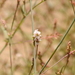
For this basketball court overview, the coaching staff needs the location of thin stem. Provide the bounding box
[29,0,36,74]
[29,58,34,75]
[23,0,27,16]
[11,17,24,37]
[12,0,46,38]
[9,39,13,75]
[0,25,9,54]
[39,18,75,75]
[0,0,46,55]
[34,46,37,74]
[34,43,38,74]
[29,0,35,34]
[0,42,8,54]
[42,50,75,75]
[11,0,20,31]
[26,0,46,17]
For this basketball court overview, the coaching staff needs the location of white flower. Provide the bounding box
[33,29,41,42]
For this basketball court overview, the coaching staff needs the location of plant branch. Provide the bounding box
[11,0,20,31]
[0,0,46,56]
[42,50,75,75]
[9,39,13,75]
[39,18,75,75]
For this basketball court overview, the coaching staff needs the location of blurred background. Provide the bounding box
[0,0,75,75]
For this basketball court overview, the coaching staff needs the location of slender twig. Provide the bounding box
[11,0,20,31]
[0,0,46,55]
[41,50,75,75]
[29,0,35,34]
[26,0,46,16]
[61,41,71,74]
[23,0,27,16]
[39,18,75,75]
[0,42,8,54]
[38,52,44,67]
[29,58,34,75]
[29,0,36,74]
[0,25,9,54]
[12,0,46,37]
[9,38,13,75]
[11,17,25,37]
[12,0,46,38]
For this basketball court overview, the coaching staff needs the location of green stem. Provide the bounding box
[39,18,75,75]
[42,50,75,74]
[0,0,46,56]
[9,38,13,75]
[11,17,25,37]
[12,0,46,38]
[0,42,8,54]
[0,26,9,54]
[29,0,36,74]
[11,0,20,31]
[29,0,34,34]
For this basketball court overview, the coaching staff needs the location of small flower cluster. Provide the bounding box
[33,29,41,45]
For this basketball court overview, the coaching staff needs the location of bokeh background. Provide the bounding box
[0,0,75,75]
